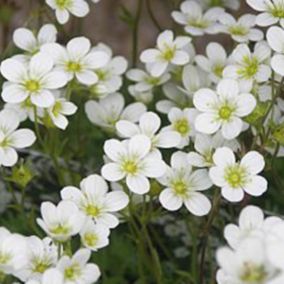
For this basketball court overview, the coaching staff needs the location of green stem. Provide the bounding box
[132,0,143,67]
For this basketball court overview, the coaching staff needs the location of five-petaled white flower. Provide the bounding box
[172,1,225,36]
[56,249,100,284]
[220,13,263,43]
[13,24,57,56]
[223,42,271,92]
[1,53,68,107]
[45,0,90,24]
[116,111,181,153]
[0,110,36,167]
[209,147,267,202]
[37,201,86,242]
[102,135,167,195]
[195,42,229,83]
[247,0,284,28]
[194,79,256,139]
[163,107,198,148]
[61,174,129,229]
[158,151,212,216]
[41,37,110,86]
[140,30,191,77]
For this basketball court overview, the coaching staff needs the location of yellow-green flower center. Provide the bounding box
[122,160,138,175]
[146,76,161,85]
[238,56,259,79]
[64,263,81,280]
[50,224,70,235]
[56,0,71,9]
[83,233,98,247]
[66,61,82,72]
[218,105,234,120]
[240,263,267,283]
[85,204,101,217]
[32,259,52,274]
[269,4,284,18]
[0,253,11,265]
[229,25,248,36]
[96,69,108,81]
[162,45,176,61]
[52,101,63,117]
[224,165,247,188]
[25,79,41,92]
[188,19,209,29]
[213,64,224,78]
[174,119,190,136]
[172,180,187,196]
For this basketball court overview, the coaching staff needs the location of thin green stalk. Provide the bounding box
[132,0,143,67]
[146,0,162,31]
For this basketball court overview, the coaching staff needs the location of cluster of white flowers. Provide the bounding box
[1,0,284,281]
[0,174,129,283]
[217,205,284,284]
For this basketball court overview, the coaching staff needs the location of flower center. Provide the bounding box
[238,56,259,79]
[203,150,214,165]
[269,4,284,18]
[24,79,41,92]
[64,263,81,280]
[0,252,11,265]
[66,61,82,72]
[240,263,267,283]
[83,233,98,247]
[172,180,187,196]
[96,69,108,81]
[174,119,190,136]
[32,259,52,274]
[224,165,247,188]
[146,76,161,85]
[122,160,138,175]
[218,105,234,120]
[162,44,176,61]
[229,25,248,36]
[85,204,101,217]
[56,0,71,9]
[213,64,224,78]
[52,101,63,117]
[188,18,209,29]
[50,224,70,235]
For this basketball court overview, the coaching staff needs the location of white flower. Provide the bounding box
[85,92,146,131]
[209,147,267,202]
[102,135,167,194]
[224,205,282,249]
[45,0,90,24]
[56,249,100,284]
[61,174,129,229]
[220,13,263,43]
[37,201,86,242]
[158,152,212,216]
[91,43,128,95]
[172,1,225,36]
[80,220,110,251]
[26,269,64,284]
[156,83,190,114]
[217,238,277,284]
[163,107,198,148]
[0,110,36,167]
[223,42,271,92]
[140,30,191,77]
[195,42,229,83]
[181,64,210,96]
[0,228,27,275]
[188,133,240,168]
[194,79,256,139]
[15,237,58,282]
[13,24,57,55]
[46,97,77,130]
[128,85,154,105]
[116,111,181,152]
[0,53,68,107]
[127,67,170,93]
[267,26,284,76]
[247,0,284,28]
[41,37,109,86]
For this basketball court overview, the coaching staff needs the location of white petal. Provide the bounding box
[0,147,18,167]
[156,131,181,148]
[213,147,235,167]
[241,151,265,174]
[13,28,36,51]
[104,139,126,162]
[140,49,160,63]
[69,0,90,17]
[67,37,90,59]
[195,113,220,134]
[105,191,129,212]
[235,93,256,117]
[101,163,125,181]
[38,24,57,45]
[56,9,69,24]
[83,51,109,69]
[209,166,226,187]
[171,51,189,65]
[184,192,211,216]
[142,157,166,178]
[42,71,68,89]
[221,117,243,140]
[30,90,55,108]
[159,188,183,211]
[157,30,174,49]
[29,53,53,78]
[126,175,150,194]
[121,102,146,122]
[10,129,36,148]
[271,54,284,76]
[2,85,28,103]
[267,26,284,53]
[189,169,212,191]
[256,12,278,27]
[139,112,160,135]
[239,205,264,230]
[221,186,244,202]
[128,135,151,158]
[76,70,98,85]
[243,176,267,196]
[0,58,27,83]
[217,79,239,100]
[193,88,218,112]
[116,120,140,138]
